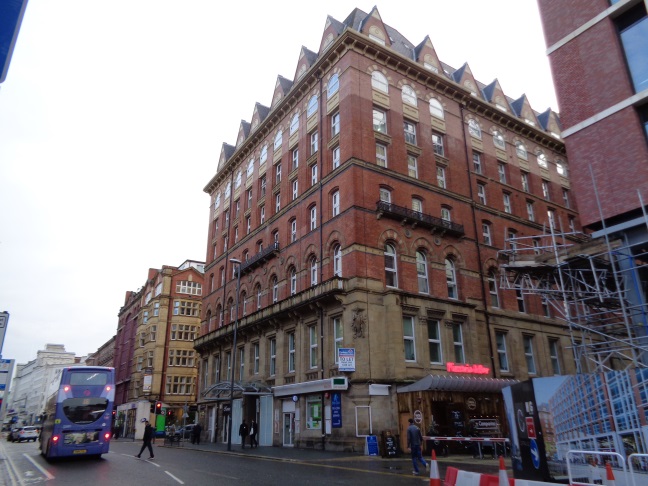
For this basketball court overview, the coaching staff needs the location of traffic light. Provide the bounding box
[150,402,155,413]
[167,409,174,420]
[155,401,162,414]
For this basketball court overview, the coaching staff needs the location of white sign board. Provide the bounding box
[338,348,355,372]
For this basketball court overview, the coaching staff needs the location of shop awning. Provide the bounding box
[396,375,519,394]
[201,381,272,401]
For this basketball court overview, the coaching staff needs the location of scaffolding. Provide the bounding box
[498,223,648,374]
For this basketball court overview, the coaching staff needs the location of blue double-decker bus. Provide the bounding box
[40,366,115,459]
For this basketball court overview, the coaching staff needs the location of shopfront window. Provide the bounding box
[306,396,322,429]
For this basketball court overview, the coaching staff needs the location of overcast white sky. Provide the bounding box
[0,0,557,366]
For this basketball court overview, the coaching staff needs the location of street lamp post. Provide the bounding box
[227,258,242,452]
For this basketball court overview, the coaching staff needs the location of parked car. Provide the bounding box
[177,425,195,439]
[9,426,39,442]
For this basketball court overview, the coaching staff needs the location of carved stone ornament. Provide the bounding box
[351,308,367,339]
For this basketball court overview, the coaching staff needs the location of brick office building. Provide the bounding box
[537,0,648,364]
[114,260,204,437]
[195,7,579,451]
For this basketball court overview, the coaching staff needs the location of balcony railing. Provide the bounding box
[239,242,280,275]
[195,277,346,351]
[376,201,464,237]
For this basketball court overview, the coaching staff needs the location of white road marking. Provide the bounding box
[164,471,185,484]
[22,453,55,480]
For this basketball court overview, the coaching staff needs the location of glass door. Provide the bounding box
[282,412,294,447]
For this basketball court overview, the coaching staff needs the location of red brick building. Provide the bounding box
[538,0,648,231]
[196,7,579,451]
[537,0,648,367]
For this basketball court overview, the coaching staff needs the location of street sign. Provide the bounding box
[331,392,342,428]
[0,0,29,83]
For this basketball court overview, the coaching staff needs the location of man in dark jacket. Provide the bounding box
[406,418,427,475]
[239,419,249,449]
[136,420,155,459]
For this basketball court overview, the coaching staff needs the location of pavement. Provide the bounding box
[114,437,508,478]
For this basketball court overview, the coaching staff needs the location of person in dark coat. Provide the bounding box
[136,420,155,459]
[249,420,258,449]
[192,423,202,445]
[238,419,249,449]
[406,418,427,475]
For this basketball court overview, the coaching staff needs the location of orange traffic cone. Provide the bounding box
[605,461,616,486]
[429,449,441,486]
[499,456,509,486]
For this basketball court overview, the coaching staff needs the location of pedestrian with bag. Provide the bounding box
[136,420,155,460]
[406,418,427,475]
[239,419,249,449]
[249,420,258,448]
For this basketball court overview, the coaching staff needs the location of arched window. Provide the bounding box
[468,119,482,139]
[260,144,268,164]
[441,207,452,224]
[255,284,262,310]
[429,98,444,119]
[537,152,548,168]
[379,188,391,204]
[401,85,417,106]
[290,113,299,135]
[371,71,388,93]
[493,131,505,149]
[246,159,254,178]
[488,269,499,308]
[333,244,342,277]
[272,276,279,303]
[445,257,458,299]
[241,291,247,316]
[216,304,223,327]
[273,131,282,151]
[416,250,429,294]
[327,74,339,98]
[307,95,318,117]
[228,298,235,323]
[310,256,318,286]
[290,267,297,295]
[384,244,398,288]
[516,142,527,160]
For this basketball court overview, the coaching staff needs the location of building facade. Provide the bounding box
[6,344,78,426]
[118,260,204,436]
[538,0,648,365]
[195,7,579,451]
[86,335,115,368]
[114,289,141,407]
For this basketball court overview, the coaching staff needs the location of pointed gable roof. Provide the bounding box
[482,79,510,112]
[319,14,346,53]
[236,120,251,147]
[216,143,236,173]
[271,75,294,108]
[355,6,392,48]
[295,46,318,81]
[415,35,442,74]
[510,94,539,126]
[250,102,270,131]
[451,62,481,98]
[537,108,562,135]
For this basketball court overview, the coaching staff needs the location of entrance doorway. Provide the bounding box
[282,413,295,447]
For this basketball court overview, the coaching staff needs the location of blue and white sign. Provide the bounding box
[331,392,342,428]
[338,348,355,372]
[366,435,379,456]
[530,439,540,469]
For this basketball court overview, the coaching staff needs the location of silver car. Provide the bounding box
[11,426,39,442]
